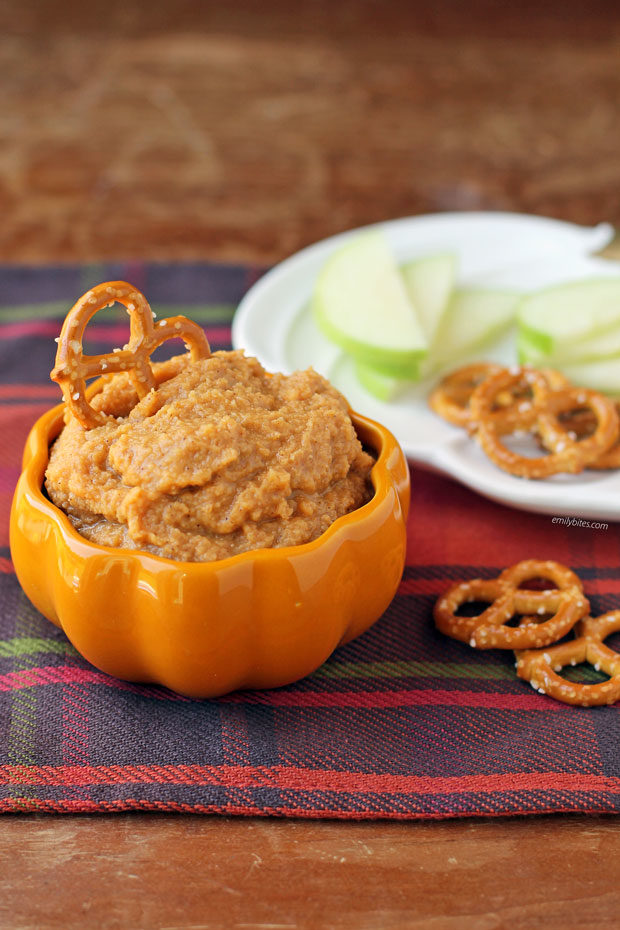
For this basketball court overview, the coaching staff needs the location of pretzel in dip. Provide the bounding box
[45,282,375,563]
[50,281,210,429]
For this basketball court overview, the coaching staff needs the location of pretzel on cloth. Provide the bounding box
[433,559,589,650]
[469,367,619,478]
[515,612,620,706]
[51,282,210,429]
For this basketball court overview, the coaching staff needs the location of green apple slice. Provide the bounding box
[517,330,548,365]
[353,287,520,400]
[313,231,427,376]
[354,360,415,401]
[519,316,620,365]
[426,287,520,370]
[558,357,620,396]
[401,253,457,343]
[518,278,620,357]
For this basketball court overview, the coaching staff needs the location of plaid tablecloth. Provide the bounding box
[2,262,620,818]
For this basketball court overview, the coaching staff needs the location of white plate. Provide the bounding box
[233,212,620,520]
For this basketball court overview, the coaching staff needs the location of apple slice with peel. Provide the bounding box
[428,287,519,370]
[517,330,551,366]
[401,253,457,344]
[354,288,520,401]
[558,357,620,396]
[357,253,457,376]
[518,315,620,366]
[313,232,427,377]
[518,278,620,358]
[354,359,413,402]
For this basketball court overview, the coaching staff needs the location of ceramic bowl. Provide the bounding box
[10,398,410,698]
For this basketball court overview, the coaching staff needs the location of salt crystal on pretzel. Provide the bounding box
[50,281,210,429]
[433,559,589,650]
[429,363,570,434]
[469,367,619,478]
[428,363,503,428]
[515,611,620,706]
[538,401,620,470]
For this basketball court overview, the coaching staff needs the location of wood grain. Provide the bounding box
[2,0,620,264]
[3,2,620,927]
[3,814,620,929]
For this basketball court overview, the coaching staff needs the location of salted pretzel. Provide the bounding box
[469,368,619,478]
[429,363,570,433]
[516,611,620,706]
[51,282,211,429]
[433,559,589,650]
[540,402,620,470]
[428,363,503,428]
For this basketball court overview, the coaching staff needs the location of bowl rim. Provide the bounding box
[17,399,405,574]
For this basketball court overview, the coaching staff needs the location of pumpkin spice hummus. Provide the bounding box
[45,351,375,562]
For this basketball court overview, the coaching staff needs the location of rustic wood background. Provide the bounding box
[3,0,620,265]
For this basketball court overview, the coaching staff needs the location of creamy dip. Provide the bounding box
[45,351,375,562]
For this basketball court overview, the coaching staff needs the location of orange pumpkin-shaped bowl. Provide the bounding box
[10,398,410,699]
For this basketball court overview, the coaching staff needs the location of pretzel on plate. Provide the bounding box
[433,559,589,650]
[540,402,620,470]
[469,367,619,478]
[516,612,620,706]
[51,282,211,429]
[429,364,570,433]
[428,363,503,428]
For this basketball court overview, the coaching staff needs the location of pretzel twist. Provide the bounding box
[470,368,619,478]
[516,612,620,706]
[433,559,589,650]
[50,282,210,429]
[429,364,570,434]
[539,402,620,470]
[428,363,503,428]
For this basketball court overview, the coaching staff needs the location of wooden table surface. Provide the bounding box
[3,1,620,926]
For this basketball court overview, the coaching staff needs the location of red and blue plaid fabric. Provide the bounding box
[2,262,620,818]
